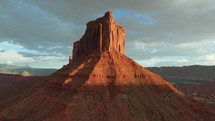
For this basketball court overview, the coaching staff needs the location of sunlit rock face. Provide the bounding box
[72,11,125,60]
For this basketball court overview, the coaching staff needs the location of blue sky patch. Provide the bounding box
[113,9,131,18]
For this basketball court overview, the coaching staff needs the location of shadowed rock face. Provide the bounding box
[72,11,125,60]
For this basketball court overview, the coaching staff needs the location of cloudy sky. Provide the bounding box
[0,0,215,68]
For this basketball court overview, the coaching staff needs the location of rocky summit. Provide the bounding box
[0,12,215,121]
[72,11,125,60]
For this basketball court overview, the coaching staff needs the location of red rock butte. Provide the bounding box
[0,11,215,121]
[72,11,125,60]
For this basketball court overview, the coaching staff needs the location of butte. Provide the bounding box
[0,12,215,121]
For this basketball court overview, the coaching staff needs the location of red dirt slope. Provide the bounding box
[0,52,214,121]
[178,81,215,104]
[0,74,46,102]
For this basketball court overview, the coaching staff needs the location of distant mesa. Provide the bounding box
[19,71,31,77]
[71,11,125,60]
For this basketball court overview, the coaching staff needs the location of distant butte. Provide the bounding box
[72,11,125,60]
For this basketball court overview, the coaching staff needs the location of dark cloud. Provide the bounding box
[18,52,49,57]
[0,0,81,55]
[0,0,214,67]
[0,50,5,53]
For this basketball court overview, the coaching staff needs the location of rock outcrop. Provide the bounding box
[1,12,215,121]
[72,11,125,60]
[19,71,31,77]
[69,56,73,63]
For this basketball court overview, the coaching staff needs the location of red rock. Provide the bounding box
[72,11,125,60]
[72,41,80,60]
[0,73,46,102]
[1,12,215,121]
[69,56,73,63]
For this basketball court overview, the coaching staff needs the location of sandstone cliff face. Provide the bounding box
[72,12,125,60]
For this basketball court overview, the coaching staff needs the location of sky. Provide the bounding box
[0,0,215,68]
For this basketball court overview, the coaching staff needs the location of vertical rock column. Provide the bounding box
[72,11,125,60]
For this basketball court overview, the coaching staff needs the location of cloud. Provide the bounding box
[127,39,215,67]
[0,0,215,68]
[0,0,81,54]
[18,52,49,57]
[0,50,5,52]
[0,50,68,68]
[0,50,33,64]
[137,54,215,67]
[0,41,69,68]
[7,60,13,65]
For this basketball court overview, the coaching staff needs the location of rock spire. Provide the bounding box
[72,11,125,60]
